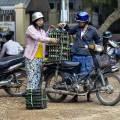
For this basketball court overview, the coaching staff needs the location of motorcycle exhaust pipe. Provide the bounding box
[46,88,87,96]
[0,76,13,87]
[0,80,11,87]
[8,63,24,72]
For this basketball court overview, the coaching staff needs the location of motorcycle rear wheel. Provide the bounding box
[96,73,120,106]
[4,69,27,97]
[46,72,67,102]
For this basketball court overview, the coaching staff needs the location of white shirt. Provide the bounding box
[81,29,84,39]
[0,40,24,57]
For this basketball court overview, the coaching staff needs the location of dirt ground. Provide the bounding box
[0,90,120,120]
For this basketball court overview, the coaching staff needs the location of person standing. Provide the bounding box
[58,11,101,77]
[24,12,57,90]
[58,11,102,101]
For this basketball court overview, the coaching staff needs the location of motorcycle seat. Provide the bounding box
[62,61,81,67]
[0,55,25,69]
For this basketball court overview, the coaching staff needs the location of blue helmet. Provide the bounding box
[75,11,89,22]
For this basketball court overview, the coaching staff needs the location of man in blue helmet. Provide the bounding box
[58,11,102,102]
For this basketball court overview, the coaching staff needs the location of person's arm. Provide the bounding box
[26,25,56,43]
[93,29,102,45]
[93,29,104,52]
[64,24,78,35]
[83,27,102,50]
[57,23,77,35]
[0,44,7,58]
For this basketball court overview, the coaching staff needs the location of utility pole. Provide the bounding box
[60,0,69,22]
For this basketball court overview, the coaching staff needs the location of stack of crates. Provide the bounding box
[46,28,71,62]
[25,89,47,109]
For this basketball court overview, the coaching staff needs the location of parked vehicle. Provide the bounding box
[0,54,26,96]
[43,49,120,106]
[102,31,120,72]
[106,39,120,71]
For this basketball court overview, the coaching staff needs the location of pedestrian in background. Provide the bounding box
[0,31,23,58]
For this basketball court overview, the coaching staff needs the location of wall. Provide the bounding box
[15,3,30,45]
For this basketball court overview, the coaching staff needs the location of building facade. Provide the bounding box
[48,0,83,24]
[0,0,118,45]
[0,0,50,45]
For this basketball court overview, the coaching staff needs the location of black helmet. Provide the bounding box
[102,31,112,39]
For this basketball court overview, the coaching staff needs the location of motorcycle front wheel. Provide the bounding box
[46,72,67,102]
[4,69,27,97]
[96,73,120,106]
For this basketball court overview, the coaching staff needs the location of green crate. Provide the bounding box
[25,89,47,109]
[46,29,71,62]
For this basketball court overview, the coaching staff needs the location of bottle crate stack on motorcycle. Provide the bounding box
[46,29,71,62]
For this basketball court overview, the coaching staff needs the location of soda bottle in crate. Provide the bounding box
[60,31,70,61]
[47,28,70,61]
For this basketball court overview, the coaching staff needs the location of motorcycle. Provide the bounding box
[0,54,26,96]
[105,40,120,72]
[102,31,120,72]
[43,48,120,106]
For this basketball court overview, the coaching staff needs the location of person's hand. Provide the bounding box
[57,23,66,29]
[47,25,56,33]
[50,38,58,44]
[48,25,55,30]
[88,44,95,49]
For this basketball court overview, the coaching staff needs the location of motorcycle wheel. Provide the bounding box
[4,69,27,97]
[46,72,67,102]
[96,73,120,106]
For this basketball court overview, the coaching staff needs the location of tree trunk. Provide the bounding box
[98,9,120,34]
